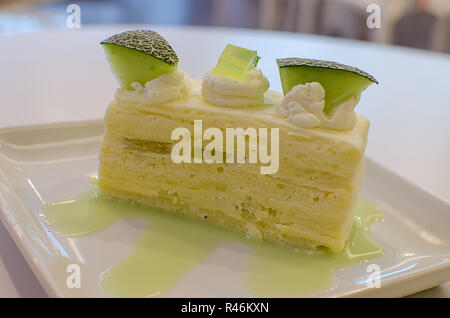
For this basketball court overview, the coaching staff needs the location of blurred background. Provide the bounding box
[0,0,449,53]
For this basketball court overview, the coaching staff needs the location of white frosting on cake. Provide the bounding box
[121,68,192,105]
[276,82,360,131]
[201,68,269,107]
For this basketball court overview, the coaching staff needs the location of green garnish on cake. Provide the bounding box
[101,30,179,89]
[277,58,378,115]
[212,44,260,82]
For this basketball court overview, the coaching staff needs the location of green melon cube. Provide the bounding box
[213,44,260,82]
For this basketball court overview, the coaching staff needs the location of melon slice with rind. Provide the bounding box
[277,58,378,115]
[101,30,179,89]
[213,44,260,82]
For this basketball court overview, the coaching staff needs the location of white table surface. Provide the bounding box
[0,25,449,298]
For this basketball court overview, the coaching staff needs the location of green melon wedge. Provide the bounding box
[101,30,179,90]
[277,58,378,115]
[213,44,260,82]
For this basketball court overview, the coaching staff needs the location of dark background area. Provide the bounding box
[1,0,449,53]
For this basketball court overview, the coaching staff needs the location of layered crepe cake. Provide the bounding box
[96,30,377,253]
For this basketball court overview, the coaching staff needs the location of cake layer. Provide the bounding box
[97,138,363,252]
[97,81,369,252]
[106,81,368,179]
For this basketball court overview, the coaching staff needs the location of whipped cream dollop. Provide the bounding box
[124,68,192,104]
[201,68,269,107]
[276,82,360,131]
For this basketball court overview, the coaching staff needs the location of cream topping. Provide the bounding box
[201,68,269,107]
[120,68,192,105]
[276,82,360,131]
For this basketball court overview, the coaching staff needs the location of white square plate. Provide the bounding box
[0,120,449,297]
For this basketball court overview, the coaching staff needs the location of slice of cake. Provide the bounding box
[96,30,377,253]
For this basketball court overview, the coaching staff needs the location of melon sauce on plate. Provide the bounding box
[40,30,381,297]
